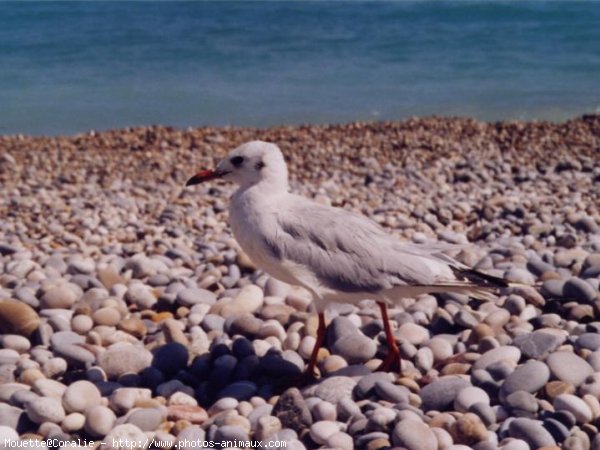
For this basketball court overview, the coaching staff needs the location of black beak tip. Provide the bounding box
[185,176,200,187]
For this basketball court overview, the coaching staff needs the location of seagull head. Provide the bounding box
[186,140,289,191]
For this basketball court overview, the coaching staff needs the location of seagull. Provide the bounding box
[186,141,508,377]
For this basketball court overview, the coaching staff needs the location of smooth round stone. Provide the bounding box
[221,285,264,317]
[126,408,163,431]
[42,357,67,378]
[425,337,454,361]
[541,279,566,298]
[256,415,282,441]
[168,391,197,406]
[546,351,593,387]
[40,284,78,309]
[210,397,239,414]
[62,380,102,413]
[576,333,600,351]
[98,344,153,378]
[500,360,549,397]
[415,347,434,371]
[103,424,148,449]
[396,322,430,345]
[508,418,556,447]
[33,379,67,398]
[26,397,66,424]
[92,307,121,326]
[228,314,262,337]
[0,383,30,403]
[176,288,216,307]
[321,355,348,374]
[454,386,490,412]
[369,407,397,428]
[420,376,471,411]
[450,414,487,445]
[473,346,521,370]
[201,314,225,333]
[374,381,410,403]
[504,267,536,285]
[71,315,94,334]
[1,334,31,353]
[0,403,25,430]
[309,421,340,445]
[61,412,85,432]
[51,330,84,348]
[563,277,598,303]
[125,284,157,309]
[124,256,157,279]
[553,394,593,423]
[326,431,353,450]
[298,336,316,359]
[53,344,96,366]
[264,277,291,297]
[156,380,193,399]
[312,401,336,422]
[68,257,95,275]
[0,349,20,365]
[0,299,40,337]
[167,405,208,424]
[504,390,538,415]
[391,419,437,450]
[152,342,188,376]
[110,387,152,414]
[337,397,363,422]
[0,425,19,441]
[217,381,257,401]
[118,317,147,338]
[469,402,496,427]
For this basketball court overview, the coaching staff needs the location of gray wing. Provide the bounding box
[267,197,460,294]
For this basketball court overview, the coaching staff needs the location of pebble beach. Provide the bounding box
[1,115,600,450]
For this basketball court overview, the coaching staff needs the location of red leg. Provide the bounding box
[305,312,326,378]
[376,302,402,374]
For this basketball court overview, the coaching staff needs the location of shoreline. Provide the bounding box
[2,113,600,141]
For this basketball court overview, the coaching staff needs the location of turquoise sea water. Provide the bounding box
[1,1,599,136]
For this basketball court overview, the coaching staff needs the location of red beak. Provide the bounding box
[186,169,221,186]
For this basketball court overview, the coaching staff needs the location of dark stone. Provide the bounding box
[152,342,189,376]
[272,387,312,433]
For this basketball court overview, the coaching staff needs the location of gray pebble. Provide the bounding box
[563,277,598,303]
[26,397,65,424]
[176,287,216,306]
[126,407,163,431]
[374,381,410,403]
[546,351,593,387]
[420,376,471,411]
[500,360,549,397]
[508,417,556,447]
[85,405,116,437]
[98,344,153,378]
[391,419,437,450]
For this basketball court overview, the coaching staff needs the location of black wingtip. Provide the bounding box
[452,267,510,288]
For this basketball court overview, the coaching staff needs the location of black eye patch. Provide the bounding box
[230,156,244,167]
